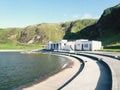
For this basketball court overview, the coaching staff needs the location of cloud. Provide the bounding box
[81,13,100,19]
[81,13,92,19]
[62,13,100,22]
[62,14,81,21]
[71,13,99,21]
[72,14,80,20]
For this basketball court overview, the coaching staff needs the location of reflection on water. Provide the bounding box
[0,52,68,90]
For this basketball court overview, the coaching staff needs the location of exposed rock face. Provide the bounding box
[18,19,96,44]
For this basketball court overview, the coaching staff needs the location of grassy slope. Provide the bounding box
[99,4,120,47]
[0,28,21,44]
[73,4,120,50]
[71,19,97,33]
[37,23,65,42]
[0,19,96,50]
[98,29,120,46]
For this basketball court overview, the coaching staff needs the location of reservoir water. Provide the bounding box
[0,52,68,90]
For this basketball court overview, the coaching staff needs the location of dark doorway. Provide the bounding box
[82,44,84,51]
[89,44,92,51]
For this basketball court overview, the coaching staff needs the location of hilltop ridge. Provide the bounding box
[72,4,120,46]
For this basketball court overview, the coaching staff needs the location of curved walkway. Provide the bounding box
[62,54,111,90]
[80,52,120,90]
[22,52,112,90]
[58,54,84,90]
[81,51,120,60]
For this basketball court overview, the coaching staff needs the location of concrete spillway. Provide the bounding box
[80,52,120,90]
[61,54,111,90]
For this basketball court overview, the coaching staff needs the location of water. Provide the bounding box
[0,52,68,90]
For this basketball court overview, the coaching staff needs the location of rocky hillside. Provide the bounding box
[0,19,97,45]
[74,4,120,46]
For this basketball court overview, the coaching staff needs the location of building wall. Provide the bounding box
[63,42,75,51]
[75,40,102,51]
[45,40,102,51]
[75,40,91,51]
[75,41,82,50]
[75,39,89,50]
[91,41,102,51]
[57,40,67,50]
[82,41,92,51]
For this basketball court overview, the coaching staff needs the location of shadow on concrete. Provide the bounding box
[95,61,112,90]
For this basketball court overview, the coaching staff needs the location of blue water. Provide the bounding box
[0,52,68,90]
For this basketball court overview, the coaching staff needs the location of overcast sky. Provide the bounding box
[0,0,119,28]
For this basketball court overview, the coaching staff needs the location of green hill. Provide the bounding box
[18,19,97,44]
[63,19,97,39]
[73,4,120,47]
[0,19,97,49]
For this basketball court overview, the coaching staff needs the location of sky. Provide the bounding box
[0,0,120,28]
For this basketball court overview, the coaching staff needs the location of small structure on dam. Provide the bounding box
[45,39,102,51]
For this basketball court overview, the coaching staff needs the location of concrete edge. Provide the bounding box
[85,52,120,60]
[79,53,116,90]
[83,52,119,90]
[57,53,85,90]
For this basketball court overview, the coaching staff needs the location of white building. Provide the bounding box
[75,39,88,50]
[63,41,75,51]
[75,40,102,51]
[45,41,52,50]
[45,40,67,51]
[45,39,102,51]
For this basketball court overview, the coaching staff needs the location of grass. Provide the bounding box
[0,44,44,50]
[98,29,120,46]
[99,49,120,52]
[99,43,120,52]
[71,19,97,33]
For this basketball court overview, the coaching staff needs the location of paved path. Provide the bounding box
[82,51,120,59]
[92,51,120,56]
[81,52,120,90]
[62,54,111,90]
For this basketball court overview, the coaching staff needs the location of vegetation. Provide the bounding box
[71,19,97,33]
[72,4,120,49]
[63,19,97,40]
[0,19,96,50]
[0,43,44,50]
[100,49,120,52]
